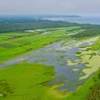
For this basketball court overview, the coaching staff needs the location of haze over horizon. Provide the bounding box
[0,0,100,16]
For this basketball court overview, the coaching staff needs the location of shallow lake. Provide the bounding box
[0,39,95,91]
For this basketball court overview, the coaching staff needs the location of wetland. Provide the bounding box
[0,36,98,92]
[0,25,100,100]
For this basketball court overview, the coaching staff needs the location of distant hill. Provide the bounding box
[36,15,81,19]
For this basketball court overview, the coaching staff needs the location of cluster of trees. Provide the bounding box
[81,24,100,30]
[72,28,100,38]
[87,83,100,100]
[0,16,79,33]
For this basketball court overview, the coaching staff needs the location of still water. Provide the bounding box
[0,40,94,91]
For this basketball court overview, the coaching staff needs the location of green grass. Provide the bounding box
[0,47,6,52]
[63,70,100,100]
[91,38,100,50]
[44,26,81,31]
[0,62,62,100]
[0,43,16,49]
[0,26,81,63]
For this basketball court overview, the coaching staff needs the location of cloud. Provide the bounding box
[0,0,100,15]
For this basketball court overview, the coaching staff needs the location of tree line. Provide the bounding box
[0,16,80,33]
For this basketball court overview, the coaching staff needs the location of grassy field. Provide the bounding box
[0,26,81,63]
[0,62,100,100]
[0,62,68,100]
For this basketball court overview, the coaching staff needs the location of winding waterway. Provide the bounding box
[0,39,95,91]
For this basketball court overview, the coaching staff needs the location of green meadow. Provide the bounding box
[0,26,100,100]
[0,62,57,100]
[0,26,81,63]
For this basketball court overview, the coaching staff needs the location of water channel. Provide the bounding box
[0,40,95,91]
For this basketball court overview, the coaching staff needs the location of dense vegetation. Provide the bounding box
[87,83,100,100]
[81,24,100,30]
[72,28,100,38]
[91,38,100,50]
[0,16,80,33]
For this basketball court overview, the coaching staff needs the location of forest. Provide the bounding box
[0,16,80,33]
[72,28,100,38]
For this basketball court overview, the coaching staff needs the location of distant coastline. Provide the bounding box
[0,14,100,25]
[42,16,100,25]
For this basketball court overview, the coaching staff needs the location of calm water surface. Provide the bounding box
[0,40,95,91]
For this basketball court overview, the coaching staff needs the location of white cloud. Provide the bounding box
[0,0,100,15]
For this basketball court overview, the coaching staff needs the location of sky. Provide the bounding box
[0,0,100,16]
